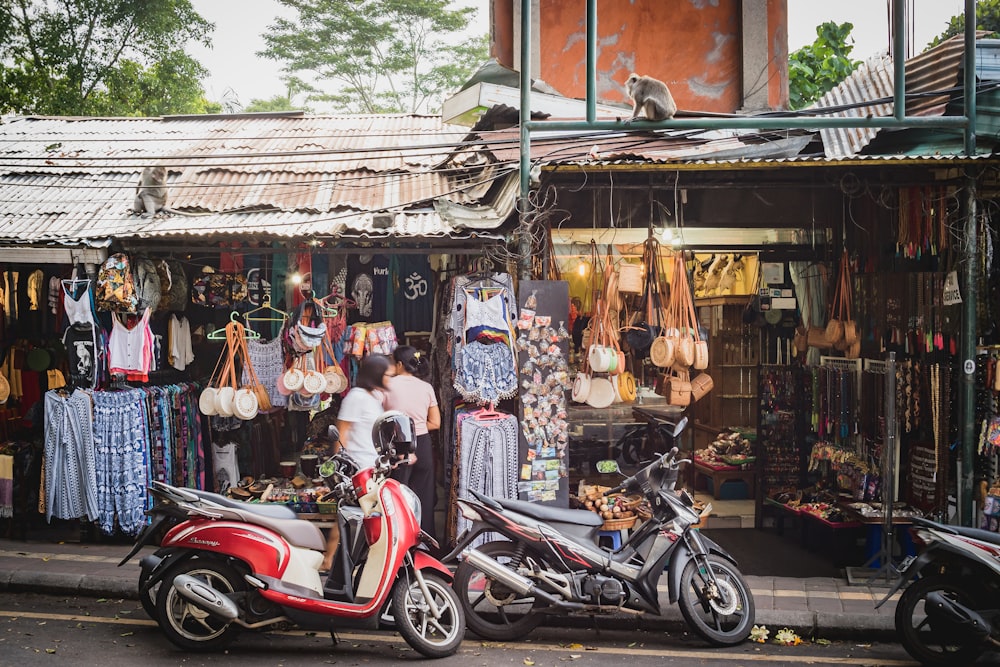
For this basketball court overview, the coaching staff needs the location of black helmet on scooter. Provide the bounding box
[372,410,416,460]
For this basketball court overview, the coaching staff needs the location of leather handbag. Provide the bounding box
[690,372,714,402]
[662,369,692,407]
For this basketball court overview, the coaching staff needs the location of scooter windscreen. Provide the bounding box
[373,410,416,458]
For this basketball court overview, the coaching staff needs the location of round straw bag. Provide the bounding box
[233,387,260,420]
[586,376,615,408]
[618,371,637,402]
[199,387,219,415]
[571,373,592,403]
[215,386,236,417]
[282,365,305,392]
[302,369,327,396]
[649,335,674,368]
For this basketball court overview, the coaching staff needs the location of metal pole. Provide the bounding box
[892,0,906,120]
[518,0,533,280]
[586,0,597,124]
[958,0,978,526]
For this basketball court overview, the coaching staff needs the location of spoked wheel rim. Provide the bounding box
[678,554,755,646]
[455,541,545,640]
[895,577,986,666]
[393,572,465,658]
[157,561,241,648]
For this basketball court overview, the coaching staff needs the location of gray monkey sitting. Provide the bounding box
[132,165,168,217]
[131,165,211,217]
[624,73,677,122]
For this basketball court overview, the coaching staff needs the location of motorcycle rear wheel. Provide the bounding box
[895,575,986,667]
[392,570,465,658]
[454,540,545,641]
[677,554,755,646]
[155,557,244,651]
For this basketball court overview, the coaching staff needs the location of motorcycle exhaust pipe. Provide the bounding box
[926,591,992,640]
[172,574,240,621]
[463,548,535,596]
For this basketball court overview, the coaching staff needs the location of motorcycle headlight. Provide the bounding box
[400,484,421,526]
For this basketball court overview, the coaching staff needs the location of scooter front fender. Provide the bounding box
[666,533,738,604]
[412,549,453,582]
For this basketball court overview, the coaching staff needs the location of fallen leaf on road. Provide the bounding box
[814,638,831,646]
[120,632,133,637]
[524,658,535,665]
[45,649,56,654]
[561,643,583,649]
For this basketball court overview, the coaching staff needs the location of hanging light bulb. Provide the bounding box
[577,261,588,277]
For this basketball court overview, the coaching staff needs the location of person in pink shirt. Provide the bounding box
[385,345,440,542]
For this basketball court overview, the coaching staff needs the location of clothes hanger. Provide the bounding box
[243,298,288,325]
[469,402,505,421]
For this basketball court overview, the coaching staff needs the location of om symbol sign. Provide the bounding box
[404,272,427,301]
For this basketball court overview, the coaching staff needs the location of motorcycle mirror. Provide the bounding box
[672,416,688,438]
[326,425,340,443]
[596,460,620,474]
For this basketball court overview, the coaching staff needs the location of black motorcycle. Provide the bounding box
[876,517,1000,666]
[446,416,755,646]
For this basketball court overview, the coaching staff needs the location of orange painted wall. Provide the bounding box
[492,0,788,113]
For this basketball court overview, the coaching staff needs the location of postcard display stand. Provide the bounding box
[515,280,571,505]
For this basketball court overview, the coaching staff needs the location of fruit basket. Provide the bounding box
[601,515,637,531]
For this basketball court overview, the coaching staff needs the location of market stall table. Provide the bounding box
[693,457,755,500]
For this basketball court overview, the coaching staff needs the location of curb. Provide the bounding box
[0,571,895,641]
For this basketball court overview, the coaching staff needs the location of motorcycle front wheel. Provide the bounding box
[678,554,755,646]
[895,575,986,667]
[454,540,545,641]
[392,570,465,658]
[155,557,244,651]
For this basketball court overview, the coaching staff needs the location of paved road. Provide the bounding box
[0,590,936,667]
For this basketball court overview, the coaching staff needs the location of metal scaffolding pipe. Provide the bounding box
[959,0,979,526]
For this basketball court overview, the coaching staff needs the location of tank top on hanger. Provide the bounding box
[109,307,152,378]
[62,279,96,327]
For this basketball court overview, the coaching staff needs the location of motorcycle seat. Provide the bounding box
[473,490,603,528]
[188,489,327,551]
[914,516,1000,547]
[189,489,297,520]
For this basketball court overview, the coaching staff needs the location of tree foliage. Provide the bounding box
[788,21,861,110]
[0,0,215,116]
[930,0,1000,47]
[259,0,489,114]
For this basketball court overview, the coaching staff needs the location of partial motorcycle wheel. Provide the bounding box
[154,558,244,652]
[392,570,465,658]
[678,554,755,646]
[895,575,985,667]
[454,541,545,641]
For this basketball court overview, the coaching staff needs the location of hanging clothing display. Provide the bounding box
[108,307,153,382]
[167,314,195,371]
[92,389,149,535]
[242,336,286,407]
[452,276,518,405]
[454,409,519,548]
[43,389,99,523]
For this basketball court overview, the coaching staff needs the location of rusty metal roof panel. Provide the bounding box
[813,34,983,158]
[0,114,487,243]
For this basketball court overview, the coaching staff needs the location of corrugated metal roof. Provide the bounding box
[0,113,493,244]
[813,33,986,157]
[465,127,814,166]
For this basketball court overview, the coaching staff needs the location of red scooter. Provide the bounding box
[121,411,465,658]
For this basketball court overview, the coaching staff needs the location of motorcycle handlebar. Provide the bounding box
[660,447,679,467]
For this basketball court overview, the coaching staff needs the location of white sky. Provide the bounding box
[187,0,969,110]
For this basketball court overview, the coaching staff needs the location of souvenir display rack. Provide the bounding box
[755,364,809,527]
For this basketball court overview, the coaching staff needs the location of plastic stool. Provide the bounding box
[598,529,627,551]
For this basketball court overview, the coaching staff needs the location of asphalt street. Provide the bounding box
[0,590,940,667]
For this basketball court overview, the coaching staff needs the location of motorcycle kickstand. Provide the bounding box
[330,630,339,646]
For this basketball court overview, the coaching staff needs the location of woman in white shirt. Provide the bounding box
[322,353,393,571]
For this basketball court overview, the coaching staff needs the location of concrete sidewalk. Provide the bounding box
[0,538,899,640]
